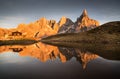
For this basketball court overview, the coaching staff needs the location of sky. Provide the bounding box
[0,0,120,28]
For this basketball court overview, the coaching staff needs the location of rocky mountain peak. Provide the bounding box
[36,17,48,26]
[48,20,59,31]
[58,16,74,27]
[0,9,100,39]
[58,17,74,33]
[77,9,89,23]
[75,9,100,32]
[82,9,88,16]
[59,16,68,27]
[48,20,56,28]
[58,9,100,33]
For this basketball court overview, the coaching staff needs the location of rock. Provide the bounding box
[58,16,75,33]
[16,18,59,39]
[58,9,100,33]
[58,16,68,27]
[48,20,59,31]
[0,17,60,40]
[75,9,99,32]
[0,9,100,39]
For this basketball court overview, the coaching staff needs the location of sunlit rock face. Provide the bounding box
[0,28,10,39]
[58,16,75,33]
[58,16,68,27]
[58,9,100,33]
[0,17,59,40]
[16,17,59,39]
[0,9,100,39]
[75,9,99,32]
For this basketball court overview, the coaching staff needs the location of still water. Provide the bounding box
[0,42,120,79]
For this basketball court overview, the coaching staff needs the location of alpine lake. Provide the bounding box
[0,42,120,79]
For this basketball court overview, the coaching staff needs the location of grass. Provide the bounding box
[41,21,120,44]
[0,39,39,46]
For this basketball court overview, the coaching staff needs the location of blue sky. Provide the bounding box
[0,0,120,28]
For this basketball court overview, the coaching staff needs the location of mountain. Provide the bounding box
[58,9,100,33]
[0,28,8,38]
[0,9,100,40]
[58,16,75,33]
[41,21,120,44]
[0,17,59,40]
[16,17,59,38]
[75,9,99,32]
[0,28,16,40]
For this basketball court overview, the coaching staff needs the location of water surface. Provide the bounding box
[0,42,120,79]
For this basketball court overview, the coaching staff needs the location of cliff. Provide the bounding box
[58,9,100,33]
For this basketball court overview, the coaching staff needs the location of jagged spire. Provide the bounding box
[82,9,88,16]
[76,9,88,23]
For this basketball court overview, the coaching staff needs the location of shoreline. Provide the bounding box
[0,39,39,45]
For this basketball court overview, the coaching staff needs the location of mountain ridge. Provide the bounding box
[58,9,100,33]
[0,9,100,40]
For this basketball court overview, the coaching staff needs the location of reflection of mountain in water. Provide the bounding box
[58,47,98,69]
[0,42,66,62]
[1,42,115,69]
